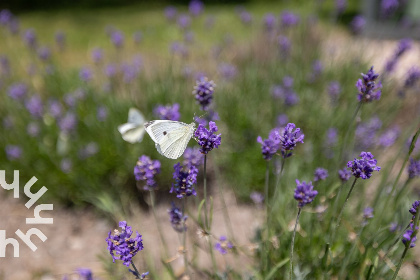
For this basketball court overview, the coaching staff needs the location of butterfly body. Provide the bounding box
[145,120,196,159]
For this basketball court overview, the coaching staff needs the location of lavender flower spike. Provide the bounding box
[402,223,418,248]
[192,77,216,110]
[153,103,180,121]
[214,236,233,254]
[279,123,304,157]
[106,221,144,267]
[347,151,381,179]
[170,163,198,199]
[168,202,188,232]
[314,168,328,181]
[194,121,221,154]
[294,180,318,208]
[257,128,280,161]
[134,155,161,190]
[408,158,420,179]
[338,168,351,182]
[356,66,382,103]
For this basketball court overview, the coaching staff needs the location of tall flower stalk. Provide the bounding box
[290,180,318,279]
[392,201,419,280]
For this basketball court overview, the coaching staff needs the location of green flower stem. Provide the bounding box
[334,177,358,239]
[149,190,169,258]
[130,260,141,279]
[203,155,209,230]
[182,198,189,277]
[263,160,270,274]
[391,208,420,280]
[289,207,302,280]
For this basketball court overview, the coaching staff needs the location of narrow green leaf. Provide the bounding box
[197,199,206,228]
[265,258,289,280]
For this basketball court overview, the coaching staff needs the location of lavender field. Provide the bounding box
[1,0,420,279]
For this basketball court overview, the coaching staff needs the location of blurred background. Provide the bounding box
[1,0,420,279]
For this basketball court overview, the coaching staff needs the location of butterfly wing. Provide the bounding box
[118,123,145,143]
[128,108,145,125]
[144,120,188,143]
[158,126,194,159]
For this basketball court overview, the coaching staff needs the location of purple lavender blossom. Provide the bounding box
[122,64,140,84]
[328,81,341,101]
[336,0,347,14]
[338,168,352,182]
[350,15,366,34]
[153,103,180,121]
[263,13,276,31]
[23,29,37,49]
[384,39,412,74]
[91,48,103,64]
[55,31,65,51]
[37,46,51,61]
[48,100,62,119]
[0,10,13,26]
[401,67,420,96]
[97,106,108,121]
[278,36,291,57]
[239,10,252,25]
[194,121,222,154]
[8,83,27,100]
[378,126,400,147]
[355,117,382,149]
[134,155,161,190]
[326,128,338,146]
[363,207,374,219]
[79,67,93,82]
[314,168,329,181]
[25,95,43,118]
[5,145,22,161]
[257,128,280,161]
[106,221,144,267]
[60,158,72,173]
[111,30,124,48]
[183,147,204,167]
[271,85,284,99]
[170,41,188,57]
[164,6,177,20]
[170,163,198,199]
[76,268,93,280]
[347,151,381,179]
[402,223,418,248]
[279,123,304,157]
[390,222,399,233]
[8,19,19,35]
[218,63,237,80]
[281,11,300,27]
[250,191,264,206]
[177,14,191,29]
[104,63,118,78]
[294,180,318,208]
[189,0,204,16]
[192,77,216,110]
[168,202,188,232]
[214,236,233,255]
[381,0,399,17]
[409,200,420,217]
[27,122,40,137]
[59,112,77,133]
[356,66,382,103]
[78,142,99,159]
[408,158,420,179]
[277,114,289,127]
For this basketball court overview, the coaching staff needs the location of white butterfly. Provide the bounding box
[118,108,146,144]
[145,120,196,159]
